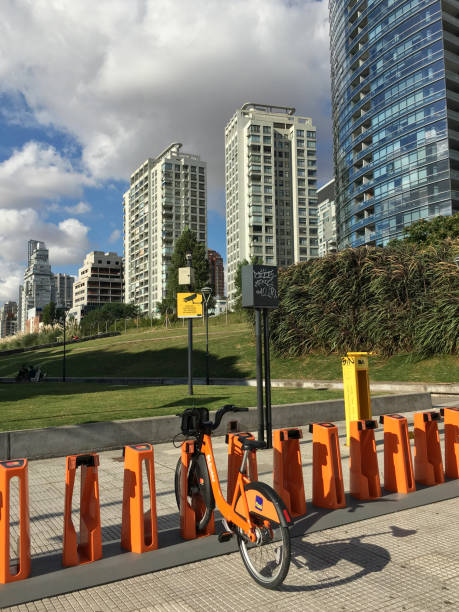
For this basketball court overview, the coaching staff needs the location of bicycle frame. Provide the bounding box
[198,433,258,543]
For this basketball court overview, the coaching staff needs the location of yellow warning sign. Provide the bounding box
[177,292,203,318]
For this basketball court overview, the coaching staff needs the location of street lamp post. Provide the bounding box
[201,286,212,385]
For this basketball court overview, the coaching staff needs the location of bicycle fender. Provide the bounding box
[238,482,294,527]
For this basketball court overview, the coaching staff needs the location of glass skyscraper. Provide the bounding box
[329,0,459,248]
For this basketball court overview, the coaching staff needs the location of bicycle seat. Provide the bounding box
[237,436,267,451]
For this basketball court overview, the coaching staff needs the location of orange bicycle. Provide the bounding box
[174,405,292,588]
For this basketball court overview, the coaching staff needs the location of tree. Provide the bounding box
[403,212,459,245]
[159,228,209,313]
[42,302,57,325]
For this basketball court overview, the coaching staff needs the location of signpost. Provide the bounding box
[242,265,279,448]
[177,293,203,319]
[178,253,201,395]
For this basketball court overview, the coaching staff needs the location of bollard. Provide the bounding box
[441,407,459,479]
[0,459,30,584]
[273,428,306,517]
[309,422,346,509]
[180,441,214,540]
[413,412,444,486]
[121,444,158,554]
[380,415,415,494]
[63,453,102,567]
[225,432,258,504]
[349,420,381,500]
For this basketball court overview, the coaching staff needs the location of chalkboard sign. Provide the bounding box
[241,265,279,309]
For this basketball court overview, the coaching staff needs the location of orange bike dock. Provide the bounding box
[380,414,416,494]
[63,453,102,567]
[441,407,459,479]
[0,459,30,584]
[309,422,346,509]
[349,420,381,500]
[226,432,258,503]
[413,411,444,486]
[273,428,306,517]
[121,444,158,553]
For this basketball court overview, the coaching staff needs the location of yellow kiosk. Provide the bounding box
[342,352,372,444]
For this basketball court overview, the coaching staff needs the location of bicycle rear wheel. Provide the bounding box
[174,454,214,531]
[236,482,291,589]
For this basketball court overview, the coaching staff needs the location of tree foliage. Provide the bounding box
[269,239,459,358]
[403,212,459,245]
[159,228,209,313]
[80,303,139,333]
[42,302,57,325]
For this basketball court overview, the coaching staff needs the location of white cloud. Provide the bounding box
[63,201,92,215]
[108,229,121,244]
[0,0,332,202]
[0,142,92,210]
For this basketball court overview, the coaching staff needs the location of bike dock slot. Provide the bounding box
[349,420,381,500]
[121,444,158,554]
[225,432,258,503]
[380,414,415,494]
[309,422,346,509]
[413,411,444,486]
[441,407,459,479]
[180,441,214,540]
[62,453,102,567]
[272,428,306,517]
[0,459,30,584]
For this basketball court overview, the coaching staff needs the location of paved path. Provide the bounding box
[2,404,459,611]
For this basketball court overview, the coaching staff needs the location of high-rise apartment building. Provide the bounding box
[123,143,207,314]
[72,251,123,315]
[317,179,337,256]
[329,0,459,249]
[225,103,318,304]
[207,249,225,298]
[19,240,55,331]
[54,273,74,309]
[0,301,18,339]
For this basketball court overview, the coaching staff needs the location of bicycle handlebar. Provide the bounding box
[209,404,248,430]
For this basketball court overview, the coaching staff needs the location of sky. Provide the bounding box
[0,0,332,306]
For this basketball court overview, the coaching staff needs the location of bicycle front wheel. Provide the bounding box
[236,482,291,589]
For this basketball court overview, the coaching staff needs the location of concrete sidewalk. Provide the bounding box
[1,404,459,611]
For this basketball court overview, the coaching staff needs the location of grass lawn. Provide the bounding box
[0,383,346,431]
[0,318,457,383]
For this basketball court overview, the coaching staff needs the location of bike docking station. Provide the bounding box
[0,459,30,584]
[441,407,459,478]
[413,411,444,486]
[63,453,102,567]
[309,422,346,509]
[273,428,307,518]
[349,419,381,500]
[121,443,158,553]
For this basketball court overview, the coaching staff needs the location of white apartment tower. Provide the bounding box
[123,143,207,314]
[225,103,318,304]
[18,240,55,331]
[317,179,337,257]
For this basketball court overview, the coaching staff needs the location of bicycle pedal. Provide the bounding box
[218,531,233,543]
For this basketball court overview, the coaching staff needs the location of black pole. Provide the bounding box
[205,302,209,385]
[263,309,272,449]
[188,318,193,394]
[255,309,264,442]
[62,314,66,383]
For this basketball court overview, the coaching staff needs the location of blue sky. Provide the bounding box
[0,0,332,305]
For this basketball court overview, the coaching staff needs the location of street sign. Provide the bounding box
[242,265,279,309]
[177,293,203,318]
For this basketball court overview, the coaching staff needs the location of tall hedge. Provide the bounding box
[269,239,458,357]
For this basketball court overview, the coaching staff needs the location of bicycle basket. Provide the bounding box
[180,407,209,435]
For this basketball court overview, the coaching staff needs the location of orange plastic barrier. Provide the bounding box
[273,428,306,517]
[121,444,158,554]
[180,441,214,540]
[0,459,30,584]
[413,411,444,486]
[441,407,459,479]
[225,432,258,503]
[63,453,102,567]
[380,414,415,494]
[309,422,346,509]
[349,420,381,500]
